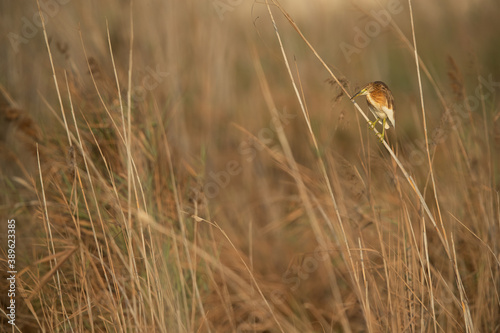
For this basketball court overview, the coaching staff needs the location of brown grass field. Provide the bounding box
[1,0,500,332]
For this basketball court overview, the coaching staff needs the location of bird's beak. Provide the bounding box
[350,89,364,100]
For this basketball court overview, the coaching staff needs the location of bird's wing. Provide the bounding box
[382,105,395,128]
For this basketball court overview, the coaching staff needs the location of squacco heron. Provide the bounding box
[351,81,395,141]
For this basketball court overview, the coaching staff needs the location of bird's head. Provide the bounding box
[351,82,376,100]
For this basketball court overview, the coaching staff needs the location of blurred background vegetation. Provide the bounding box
[1,0,499,331]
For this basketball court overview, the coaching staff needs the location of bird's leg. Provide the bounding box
[378,119,387,142]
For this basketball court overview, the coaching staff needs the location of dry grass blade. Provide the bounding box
[26,247,78,302]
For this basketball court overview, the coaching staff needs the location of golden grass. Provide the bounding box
[1,0,499,332]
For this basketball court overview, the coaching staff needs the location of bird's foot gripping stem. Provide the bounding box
[368,118,379,129]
